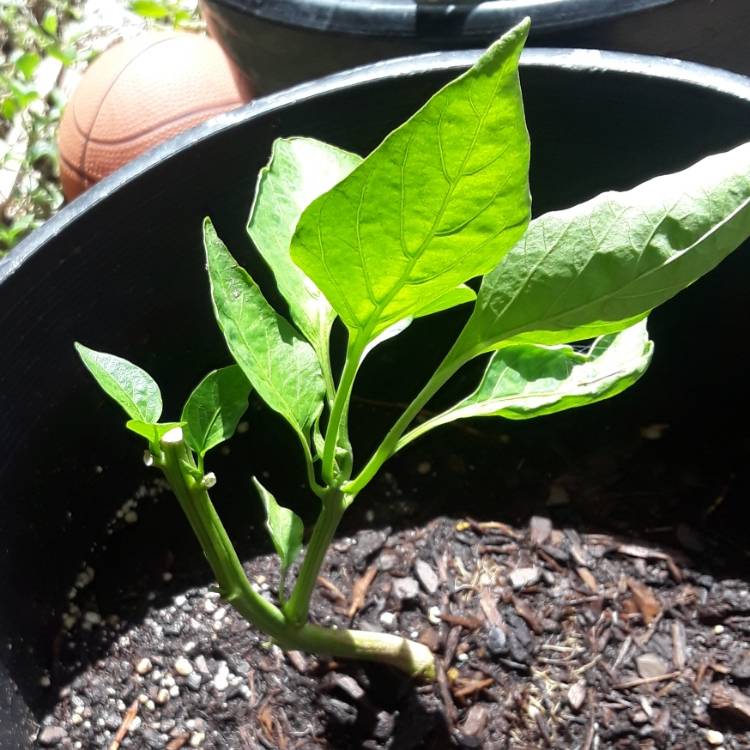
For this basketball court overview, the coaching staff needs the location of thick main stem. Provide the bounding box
[284,488,348,626]
[158,429,435,680]
[295,623,435,680]
[158,430,288,642]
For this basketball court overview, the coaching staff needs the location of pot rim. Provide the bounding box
[3,46,750,287]
[199,0,673,38]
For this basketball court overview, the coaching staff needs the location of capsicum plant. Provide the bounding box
[76,19,750,681]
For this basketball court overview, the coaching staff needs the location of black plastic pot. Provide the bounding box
[200,0,750,93]
[3,49,750,747]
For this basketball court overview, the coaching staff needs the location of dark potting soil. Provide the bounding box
[31,406,750,749]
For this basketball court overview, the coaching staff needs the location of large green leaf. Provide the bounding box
[181,366,252,457]
[75,343,162,423]
[248,137,362,356]
[204,219,325,437]
[252,477,304,577]
[455,141,750,359]
[291,19,531,345]
[414,284,476,318]
[402,321,652,444]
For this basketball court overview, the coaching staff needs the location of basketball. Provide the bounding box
[58,33,252,200]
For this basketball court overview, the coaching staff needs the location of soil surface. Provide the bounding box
[32,412,750,749]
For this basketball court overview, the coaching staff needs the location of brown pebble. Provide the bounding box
[636,652,670,679]
[567,680,587,712]
[710,684,750,726]
[461,704,488,736]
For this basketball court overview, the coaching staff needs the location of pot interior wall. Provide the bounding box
[2,52,750,746]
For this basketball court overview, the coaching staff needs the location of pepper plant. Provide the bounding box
[76,19,750,680]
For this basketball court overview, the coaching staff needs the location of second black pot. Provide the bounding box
[201,0,750,93]
[2,49,750,748]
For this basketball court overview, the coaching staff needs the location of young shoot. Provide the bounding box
[76,18,750,681]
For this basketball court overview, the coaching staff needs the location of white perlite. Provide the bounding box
[135,658,153,675]
[174,657,193,676]
[213,662,230,691]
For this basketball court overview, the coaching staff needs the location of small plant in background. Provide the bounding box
[77,19,750,680]
[128,0,203,30]
[0,0,82,254]
[0,0,203,256]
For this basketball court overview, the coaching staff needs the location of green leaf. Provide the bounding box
[291,19,531,345]
[414,284,476,318]
[181,365,252,457]
[75,343,162,423]
[204,219,325,437]
[248,137,361,357]
[46,44,76,67]
[15,52,40,80]
[129,0,171,18]
[41,9,58,36]
[456,141,750,358]
[252,477,304,574]
[126,420,185,445]
[360,285,478,363]
[404,321,652,443]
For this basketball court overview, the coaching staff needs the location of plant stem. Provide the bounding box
[283,487,349,626]
[294,623,435,680]
[322,338,363,484]
[158,428,288,642]
[157,428,435,680]
[344,345,470,495]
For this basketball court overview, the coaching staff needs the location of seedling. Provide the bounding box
[76,20,750,680]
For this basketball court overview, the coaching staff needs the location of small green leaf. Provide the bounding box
[181,365,252,457]
[129,0,171,18]
[41,9,58,36]
[405,321,652,441]
[456,141,750,359]
[76,343,162,422]
[15,52,40,80]
[126,420,185,445]
[248,137,361,358]
[291,18,531,345]
[46,44,76,67]
[204,219,325,438]
[252,477,303,574]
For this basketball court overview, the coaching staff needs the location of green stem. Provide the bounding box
[283,487,349,626]
[294,623,435,680]
[157,428,435,680]
[318,339,337,408]
[158,429,288,642]
[322,339,363,484]
[344,345,470,495]
[299,433,326,499]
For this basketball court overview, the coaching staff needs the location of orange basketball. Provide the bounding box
[58,32,252,200]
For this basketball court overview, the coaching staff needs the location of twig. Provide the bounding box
[317,575,346,602]
[574,654,602,676]
[614,670,681,690]
[436,661,458,723]
[108,699,139,750]
[440,612,482,630]
[453,677,494,700]
[347,564,377,618]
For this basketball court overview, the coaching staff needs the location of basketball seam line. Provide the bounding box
[72,98,241,146]
[76,35,180,187]
[62,101,240,180]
